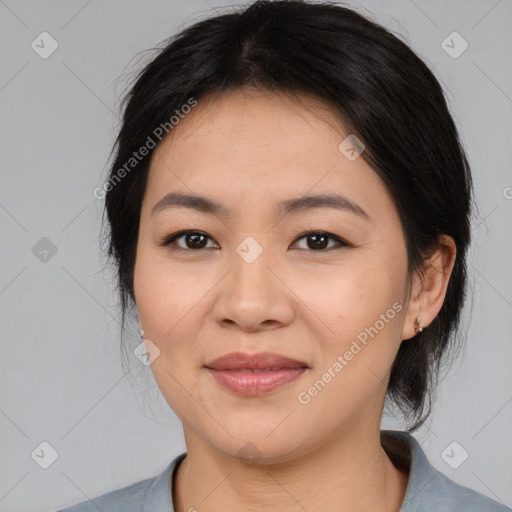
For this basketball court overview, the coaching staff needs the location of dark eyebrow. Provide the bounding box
[279,193,370,220]
[151,192,231,217]
[151,191,370,220]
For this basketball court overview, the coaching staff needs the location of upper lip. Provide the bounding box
[205,351,309,371]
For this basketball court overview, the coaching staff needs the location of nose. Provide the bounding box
[212,250,295,333]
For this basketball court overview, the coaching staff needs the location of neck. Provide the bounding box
[172,427,409,512]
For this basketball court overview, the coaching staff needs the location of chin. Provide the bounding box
[204,425,308,466]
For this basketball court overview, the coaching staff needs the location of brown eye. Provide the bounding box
[159,230,349,253]
[292,231,349,251]
[159,230,218,251]
[182,233,208,249]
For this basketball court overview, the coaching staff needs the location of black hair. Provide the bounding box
[100,0,474,432]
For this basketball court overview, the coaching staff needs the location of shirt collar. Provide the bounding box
[381,429,440,511]
[142,452,185,511]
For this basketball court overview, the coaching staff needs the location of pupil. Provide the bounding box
[187,233,207,249]
[309,234,328,250]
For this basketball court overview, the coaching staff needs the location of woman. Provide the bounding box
[58,1,509,511]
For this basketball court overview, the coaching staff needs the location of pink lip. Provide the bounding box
[207,368,307,395]
[205,351,308,370]
[204,351,309,396]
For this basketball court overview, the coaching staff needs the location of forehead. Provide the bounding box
[153,88,348,160]
[144,88,396,224]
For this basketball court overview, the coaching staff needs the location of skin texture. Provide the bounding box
[133,87,456,512]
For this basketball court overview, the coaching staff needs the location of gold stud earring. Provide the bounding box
[414,316,424,334]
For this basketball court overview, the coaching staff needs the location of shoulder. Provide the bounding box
[410,469,511,512]
[55,476,155,512]
[55,453,186,512]
[381,430,510,512]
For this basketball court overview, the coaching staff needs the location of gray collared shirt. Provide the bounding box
[56,430,510,511]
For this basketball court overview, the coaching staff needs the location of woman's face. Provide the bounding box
[134,88,417,462]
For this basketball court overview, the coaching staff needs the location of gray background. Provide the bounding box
[0,0,511,510]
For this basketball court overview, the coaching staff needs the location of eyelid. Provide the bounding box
[157,230,219,249]
[158,230,351,251]
[291,231,351,250]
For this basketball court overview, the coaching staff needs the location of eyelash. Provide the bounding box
[158,230,351,253]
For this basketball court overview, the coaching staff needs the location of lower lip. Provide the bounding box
[206,368,307,396]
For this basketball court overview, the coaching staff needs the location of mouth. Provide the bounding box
[216,368,301,373]
[204,351,309,371]
[204,351,309,396]
[206,367,308,396]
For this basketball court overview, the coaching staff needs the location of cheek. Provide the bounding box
[309,260,405,369]
[134,253,210,416]
[134,248,167,332]
[134,245,205,337]
[304,262,389,330]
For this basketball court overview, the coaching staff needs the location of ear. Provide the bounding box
[401,234,457,341]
